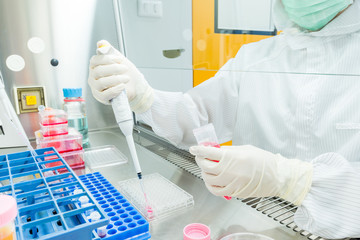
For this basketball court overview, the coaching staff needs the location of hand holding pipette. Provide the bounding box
[96,40,143,180]
[89,40,154,112]
[95,40,153,218]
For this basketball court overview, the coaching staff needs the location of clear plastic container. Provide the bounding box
[118,173,194,221]
[0,195,17,240]
[61,149,85,168]
[72,166,86,176]
[193,123,220,148]
[220,233,274,240]
[63,88,89,147]
[193,123,231,200]
[38,105,68,125]
[44,149,84,170]
[40,123,68,137]
[36,128,83,153]
[84,145,128,170]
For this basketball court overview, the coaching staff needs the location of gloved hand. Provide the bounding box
[88,40,154,113]
[189,145,313,205]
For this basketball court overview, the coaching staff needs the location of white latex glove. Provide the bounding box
[88,40,154,113]
[189,145,313,205]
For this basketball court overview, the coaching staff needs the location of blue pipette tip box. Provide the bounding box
[77,172,151,240]
[0,147,109,240]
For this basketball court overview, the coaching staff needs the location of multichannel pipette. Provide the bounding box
[96,41,153,218]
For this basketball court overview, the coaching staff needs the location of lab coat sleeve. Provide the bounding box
[136,59,241,150]
[294,153,360,239]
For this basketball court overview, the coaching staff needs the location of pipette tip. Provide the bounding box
[137,172,142,180]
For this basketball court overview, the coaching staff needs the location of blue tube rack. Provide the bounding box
[76,172,151,240]
[0,147,109,240]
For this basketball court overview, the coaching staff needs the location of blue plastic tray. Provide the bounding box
[0,147,109,240]
[77,172,151,240]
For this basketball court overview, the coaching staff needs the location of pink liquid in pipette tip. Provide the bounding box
[139,179,154,219]
[144,194,154,219]
[201,142,232,200]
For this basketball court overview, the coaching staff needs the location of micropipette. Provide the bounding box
[96,41,143,180]
[96,41,153,218]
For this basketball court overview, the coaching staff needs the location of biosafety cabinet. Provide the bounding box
[0,1,327,239]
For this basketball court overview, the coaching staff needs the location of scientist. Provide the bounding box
[88,0,360,238]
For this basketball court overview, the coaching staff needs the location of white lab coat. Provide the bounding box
[138,1,360,238]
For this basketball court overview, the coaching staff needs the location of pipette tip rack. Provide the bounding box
[0,147,109,240]
[76,172,151,240]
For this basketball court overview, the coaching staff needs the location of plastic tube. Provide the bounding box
[193,124,232,200]
[96,41,143,179]
[90,212,106,238]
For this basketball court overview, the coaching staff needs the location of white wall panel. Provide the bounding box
[118,0,193,92]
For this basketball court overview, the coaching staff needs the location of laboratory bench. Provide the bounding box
[0,127,334,240]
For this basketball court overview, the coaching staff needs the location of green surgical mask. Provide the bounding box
[282,0,353,31]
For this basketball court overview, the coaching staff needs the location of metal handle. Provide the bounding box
[162,49,185,59]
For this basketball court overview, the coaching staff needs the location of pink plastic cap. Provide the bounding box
[0,195,17,227]
[183,223,211,240]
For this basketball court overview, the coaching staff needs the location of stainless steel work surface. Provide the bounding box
[87,129,309,240]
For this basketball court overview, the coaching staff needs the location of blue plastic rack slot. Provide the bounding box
[77,172,151,240]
